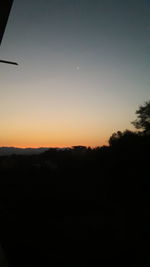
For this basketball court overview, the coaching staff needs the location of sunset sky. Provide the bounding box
[0,0,150,148]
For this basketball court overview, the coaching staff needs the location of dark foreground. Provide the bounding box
[0,141,148,266]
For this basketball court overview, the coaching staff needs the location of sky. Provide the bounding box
[0,0,150,148]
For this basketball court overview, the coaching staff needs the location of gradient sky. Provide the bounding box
[0,0,150,147]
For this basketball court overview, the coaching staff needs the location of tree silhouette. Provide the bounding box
[108,131,122,146]
[132,100,150,134]
[108,129,139,147]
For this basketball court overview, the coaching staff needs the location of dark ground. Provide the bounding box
[0,142,148,266]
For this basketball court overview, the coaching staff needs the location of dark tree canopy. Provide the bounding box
[132,101,150,134]
[108,130,139,147]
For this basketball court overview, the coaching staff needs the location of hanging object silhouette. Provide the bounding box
[0,0,18,65]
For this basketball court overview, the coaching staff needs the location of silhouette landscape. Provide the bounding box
[0,100,149,266]
[0,0,149,266]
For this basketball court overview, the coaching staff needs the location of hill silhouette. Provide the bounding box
[0,147,50,156]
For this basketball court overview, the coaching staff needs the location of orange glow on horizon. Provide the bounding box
[0,135,108,149]
[0,139,108,149]
[0,118,110,148]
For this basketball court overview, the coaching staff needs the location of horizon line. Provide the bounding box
[0,144,107,149]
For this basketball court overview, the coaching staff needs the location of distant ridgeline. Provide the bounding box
[0,146,88,156]
[0,147,50,156]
